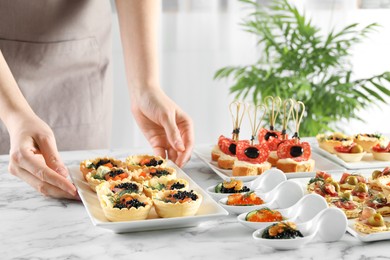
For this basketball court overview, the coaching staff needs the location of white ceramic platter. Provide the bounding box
[290,174,390,242]
[68,163,228,233]
[194,144,345,181]
[314,145,390,170]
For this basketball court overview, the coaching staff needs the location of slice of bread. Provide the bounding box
[232,160,272,176]
[276,158,315,173]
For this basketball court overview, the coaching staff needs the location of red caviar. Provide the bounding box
[227,192,264,206]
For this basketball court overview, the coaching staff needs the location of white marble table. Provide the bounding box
[0,149,389,260]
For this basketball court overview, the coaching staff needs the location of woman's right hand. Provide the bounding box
[7,113,79,200]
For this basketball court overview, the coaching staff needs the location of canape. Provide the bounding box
[80,157,124,180]
[329,192,361,219]
[354,207,389,234]
[143,177,189,198]
[316,132,353,154]
[126,154,166,170]
[354,133,387,152]
[85,166,131,192]
[334,143,365,162]
[153,190,202,218]
[100,193,153,222]
[131,166,177,184]
[371,142,390,161]
[96,179,143,199]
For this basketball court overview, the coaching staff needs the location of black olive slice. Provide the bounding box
[245,147,260,159]
[229,143,237,155]
[290,146,304,157]
[264,132,279,141]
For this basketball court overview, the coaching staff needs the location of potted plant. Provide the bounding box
[214,0,390,136]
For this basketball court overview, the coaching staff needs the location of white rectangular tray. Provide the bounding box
[194,144,345,181]
[314,145,390,170]
[291,175,390,242]
[68,163,228,233]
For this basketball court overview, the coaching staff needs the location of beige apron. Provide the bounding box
[0,0,113,154]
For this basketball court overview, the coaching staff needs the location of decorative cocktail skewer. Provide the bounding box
[281,98,294,141]
[212,101,249,169]
[265,96,281,132]
[234,104,271,176]
[229,101,246,142]
[258,96,283,150]
[276,100,314,173]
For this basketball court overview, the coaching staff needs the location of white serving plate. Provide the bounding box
[68,163,228,233]
[314,145,390,170]
[194,144,345,181]
[290,173,390,242]
[346,218,390,242]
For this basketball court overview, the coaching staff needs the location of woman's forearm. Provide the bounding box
[0,50,34,128]
[115,0,161,96]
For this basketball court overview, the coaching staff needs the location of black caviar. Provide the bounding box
[150,169,171,177]
[220,185,250,194]
[114,198,146,209]
[166,190,198,202]
[95,159,117,169]
[170,182,186,190]
[261,223,304,239]
[112,183,139,193]
[106,169,125,178]
[144,158,164,167]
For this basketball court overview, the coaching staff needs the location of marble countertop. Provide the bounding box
[0,149,389,260]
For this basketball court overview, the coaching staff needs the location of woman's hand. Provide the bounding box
[7,113,79,200]
[131,88,194,167]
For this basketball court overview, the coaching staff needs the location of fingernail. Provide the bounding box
[69,184,77,195]
[72,186,78,196]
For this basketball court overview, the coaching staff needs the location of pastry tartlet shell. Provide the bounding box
[153,190,203,218]
[100,194,153,222]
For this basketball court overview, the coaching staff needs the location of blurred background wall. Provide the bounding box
[110,0,390,149]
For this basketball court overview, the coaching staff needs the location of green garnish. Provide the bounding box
[308,177,325,185]
[86,163,96,169]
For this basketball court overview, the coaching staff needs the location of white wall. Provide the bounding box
[298,0,390,135]
[110,0,390,150]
